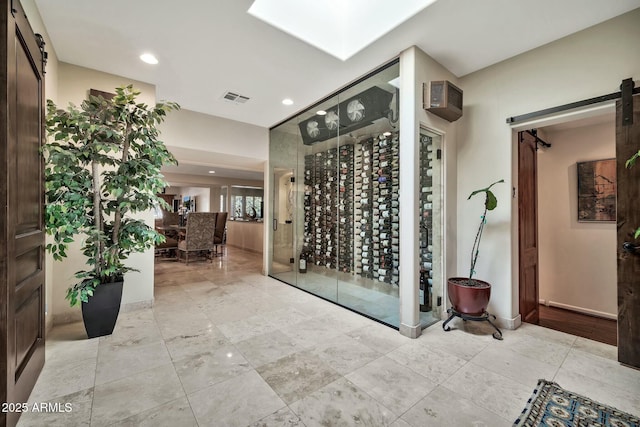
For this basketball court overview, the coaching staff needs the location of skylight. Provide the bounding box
[248,0,438,61]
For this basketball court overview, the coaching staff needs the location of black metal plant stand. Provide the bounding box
[442,307,503,340]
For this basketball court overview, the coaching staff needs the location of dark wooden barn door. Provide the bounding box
[1,2,47,426]
[518,130,539,324]
[616,92,640,369]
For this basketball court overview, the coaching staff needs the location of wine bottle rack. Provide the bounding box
[338,144,354,272]
[303,154,314,263]
[419,133,434,306]
[356,138,373,278]
[302,132,400,285]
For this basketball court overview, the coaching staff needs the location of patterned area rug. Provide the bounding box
[514,379,639,427]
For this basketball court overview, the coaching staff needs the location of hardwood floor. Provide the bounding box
[537,304,617,346]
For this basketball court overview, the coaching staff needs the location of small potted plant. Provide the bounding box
[444,179,504,339]
[44,85,179,338]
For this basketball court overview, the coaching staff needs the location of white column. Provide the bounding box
[398,47,421,338]
[263,160,271,276]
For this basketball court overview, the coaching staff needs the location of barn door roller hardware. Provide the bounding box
[507,78,638,126]
[621,78,635,126]
[525,129,551,150]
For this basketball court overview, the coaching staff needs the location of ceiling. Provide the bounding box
[35,0,640,129]
[33,1,639,182]
[161,164,264,182]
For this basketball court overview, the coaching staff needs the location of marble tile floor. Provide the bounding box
[271,270,440,329]
[19,247,640,426]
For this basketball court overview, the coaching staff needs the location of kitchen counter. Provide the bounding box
[226,220,263,253]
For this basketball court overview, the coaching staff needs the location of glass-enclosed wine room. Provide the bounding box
[269,59,441,329]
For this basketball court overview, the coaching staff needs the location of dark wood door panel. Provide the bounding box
[522,265,538,322]
[15,273,43,310]
[519,130,540,325]
[14,247,40,286]
[13,231,42,255]
[15,29,42,232]
[616,94,640,368]
[15,290,42,371]
[2,1,46,425]
[519,168,537,247]
[12,7,42,71]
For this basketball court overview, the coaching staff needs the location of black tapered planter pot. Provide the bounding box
[81,278,124,338]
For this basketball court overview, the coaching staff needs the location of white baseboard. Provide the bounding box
[546,300,616,320]
[399,323,422,339]
[496,314,521,330]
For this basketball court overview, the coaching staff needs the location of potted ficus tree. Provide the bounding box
[44,85,179,338]
[446,179,504,320]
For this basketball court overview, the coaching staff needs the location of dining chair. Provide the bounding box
[155,236,178,260]
[177,212,217,263]
[213,212,228,256]
[161,210,181,239]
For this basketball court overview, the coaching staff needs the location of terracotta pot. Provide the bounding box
[447,277,491,316]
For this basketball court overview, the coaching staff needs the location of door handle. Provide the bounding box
[273,219,277,231]
[622,242,640,254]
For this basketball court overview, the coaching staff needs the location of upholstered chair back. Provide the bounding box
[182,212,217,251]
[214,212,228,244]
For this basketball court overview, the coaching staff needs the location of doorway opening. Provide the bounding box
[515,109,618,346]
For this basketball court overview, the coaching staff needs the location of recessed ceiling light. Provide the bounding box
[282,98,294,106]
[140,53,158,65]
[316,110,327,116]
[383,131,392,136]
[208,170,216,174]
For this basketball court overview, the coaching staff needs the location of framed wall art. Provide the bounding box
[577,158,616,222]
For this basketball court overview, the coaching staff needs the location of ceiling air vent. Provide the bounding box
[221,91,250,104]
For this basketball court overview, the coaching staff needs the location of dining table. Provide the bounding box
[156,224,187,239]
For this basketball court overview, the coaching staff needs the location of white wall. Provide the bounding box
[180,186,211,212]
[210,186,225,212]
[57,62,155,106]
[159,108,269,161]
[162,186,210,211]
[458,9,640,324]
[538,120,616,317]
[52,63,158,324]
[164,185,246,214]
